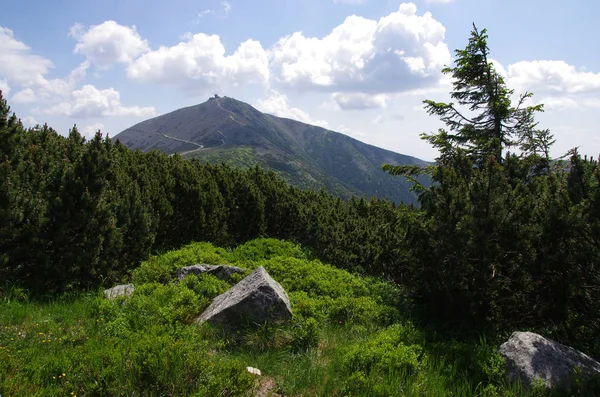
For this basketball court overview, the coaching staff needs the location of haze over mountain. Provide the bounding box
[113,96,429,204]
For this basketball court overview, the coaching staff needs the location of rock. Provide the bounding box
[175,264,245,281]
[196,266,292,329]
[499,331,600,390]
[103,284,135,299]
[247,367,262,376]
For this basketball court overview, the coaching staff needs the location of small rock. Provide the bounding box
[247,367,262,376]
[196,266,292,330]
[103,284,135,299]
[175,264,245,281]
[499,331,600,390]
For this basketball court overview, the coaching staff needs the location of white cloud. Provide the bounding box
[538,96,578,111]
[329,92,390,110]
[12,88,36,104]
[179,32,194,41]
[45,84,156,118]
[337,124,352,133]
[70,21,149,68]
[0,26,89,104]
[0,26,53,86]
[0,79,10,96]
[581,97,600,108]
[82,122,105,138]
[504,60,600,111]
[127,33,269,92]
[269,2,450,99]
[336,124,365,138]
[254,90,330,128]
[508,60,600,95]
[21,115,38,127]
[196,9,215,19]
[372,114,384,124]
[191,1,232,23]
[222,1,232,15]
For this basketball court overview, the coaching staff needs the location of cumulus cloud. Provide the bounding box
[0,26,89,104]
[503,60,600,111]
[82,122,106,138]
[269,2,450,99]
[12,88,36,104]
[508,60,600,95]
[70,21,149,68]
[45,84,156,118]
[0,27,53,86]
[21,115,38,127]
[254,90,330,128]
[330,92,390,110]
[127,33,269,91]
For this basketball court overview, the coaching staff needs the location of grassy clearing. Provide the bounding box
[0,238,582,396]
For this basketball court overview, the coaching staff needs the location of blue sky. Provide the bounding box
[1,0,599,160]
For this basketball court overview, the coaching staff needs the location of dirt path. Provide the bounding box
[179,130,225,156]
[217,99,247,126]
[126,128,204,149]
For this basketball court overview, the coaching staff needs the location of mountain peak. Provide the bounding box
[113,99,428,204]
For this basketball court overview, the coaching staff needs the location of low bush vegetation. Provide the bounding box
[1,238,566,396]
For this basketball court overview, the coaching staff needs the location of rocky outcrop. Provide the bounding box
[175,264,245,281]
[499,331,600,389]
[196,266,292,330]
[103,284,135,299]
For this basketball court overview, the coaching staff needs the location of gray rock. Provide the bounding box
[175,264,245,281]
[103,284,135,299]
[499,331,600,389]
[196,266,292,329]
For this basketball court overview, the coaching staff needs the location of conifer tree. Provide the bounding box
[420,24,545,168]
[383,25,554,327]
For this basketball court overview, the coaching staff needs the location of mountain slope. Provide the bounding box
[113,96,429,204]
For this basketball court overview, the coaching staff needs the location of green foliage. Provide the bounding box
[131,241,230,284]
[2,23,600,395]
[342,323,425,375]
[383,24,600,358]
[0,273,254,395]
[420,24,545,166]
[230,238,308,263]
[5,239,600,396]
[1,86,414,295]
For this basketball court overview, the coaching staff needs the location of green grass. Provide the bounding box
[0,238,594,396]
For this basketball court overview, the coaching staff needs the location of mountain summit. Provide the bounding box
[113,96,428,204]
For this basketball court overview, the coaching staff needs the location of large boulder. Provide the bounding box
[103,284,135,299]
[499,331,600,389]
[175,264,245,281]
[196,266,292,329]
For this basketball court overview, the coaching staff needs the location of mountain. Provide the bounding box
[113,96,429,204]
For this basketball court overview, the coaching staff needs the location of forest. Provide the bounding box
[1,26,599,395]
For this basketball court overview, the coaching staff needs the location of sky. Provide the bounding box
[1,0,599,161]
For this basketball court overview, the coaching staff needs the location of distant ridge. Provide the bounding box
[113,96,429,204]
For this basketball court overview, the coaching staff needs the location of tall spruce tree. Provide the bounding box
[383,25,554,327]
[421,24,546,167]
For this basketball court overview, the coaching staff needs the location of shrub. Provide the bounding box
[131,242,230,284]
[231,238,307,263]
